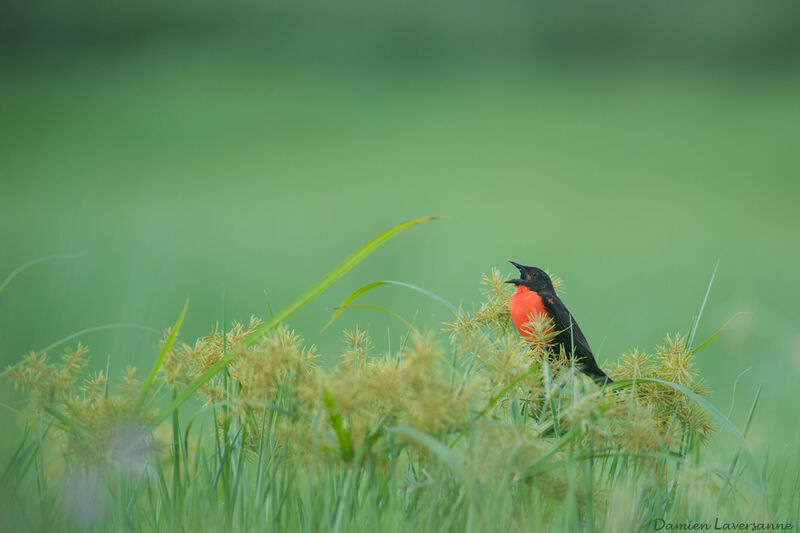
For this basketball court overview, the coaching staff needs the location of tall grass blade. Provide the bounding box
[323,280,456,331]
[525,427,581,474]
[689,259,719,350]
[133,300,189,415]
[322,386,353,462]
[385,426,464,478]
[691,312,749,355]
[327,304,418,332]
[727,367,752,417]
[718,384,762,505]
[242,217,437,349]
[148,217,435,429]
[0,252,82,298]
[2,324,160,377]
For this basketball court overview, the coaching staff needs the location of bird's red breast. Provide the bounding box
[509,285,551,340]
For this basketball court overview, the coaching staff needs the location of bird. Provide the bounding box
[506,261,612,386]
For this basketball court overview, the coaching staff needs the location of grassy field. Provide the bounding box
[2,40,800,531]
[2,224,798,532]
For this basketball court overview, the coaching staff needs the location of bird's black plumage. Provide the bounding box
[506,262,612,386]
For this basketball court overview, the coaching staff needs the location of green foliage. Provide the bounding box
[4,295,792,532]
[1,233,796,532]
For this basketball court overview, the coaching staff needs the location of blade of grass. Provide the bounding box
[171,390,183,514]
[33,324,161,356]
[718,384,762,505]
[132,300,189,415]
[263,290,274,319]
[242,217,437,349]
[323,280,456,331]
[541,349,560,438]
[583,443,594,533]
[148,217,436,430]
[524,426,582,474]
[0,252,82,297]
[42,406,72,431]
[689,259,719,350]
[385,426,464,480]
[328,304,418,332]
[2,324,161,377]
[322,386,353,462]
[727,367,752,418]
[691,312,749,355]
[1,427,34,483]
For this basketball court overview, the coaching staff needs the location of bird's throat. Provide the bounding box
[509,285,549,339]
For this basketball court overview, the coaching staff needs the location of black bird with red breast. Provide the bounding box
[506,261,612,386]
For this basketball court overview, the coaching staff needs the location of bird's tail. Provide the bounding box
[579,361,613,387]
[592,372,613,387]
[578,357,614,387]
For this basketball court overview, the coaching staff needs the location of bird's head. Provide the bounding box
[505,261,555,292]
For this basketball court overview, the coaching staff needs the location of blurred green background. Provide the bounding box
[2,1,799,453]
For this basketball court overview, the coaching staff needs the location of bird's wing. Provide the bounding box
[541,292,612,384]
[540,292,594,359]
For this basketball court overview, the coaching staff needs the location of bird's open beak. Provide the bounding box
[505,278,524,285]
[508,260,526,272]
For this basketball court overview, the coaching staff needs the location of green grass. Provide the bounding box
[2,222,798,532]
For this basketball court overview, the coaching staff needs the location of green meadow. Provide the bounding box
[2,7,800,529]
